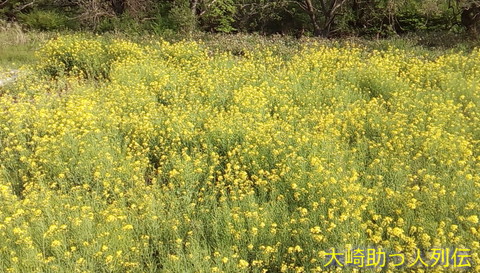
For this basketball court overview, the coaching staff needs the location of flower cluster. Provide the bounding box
[0,37,479,272]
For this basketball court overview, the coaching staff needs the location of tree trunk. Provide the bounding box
[304,0,322,36]
[461,5,480,38]
[191,0,199,18]
[322,13,336,36]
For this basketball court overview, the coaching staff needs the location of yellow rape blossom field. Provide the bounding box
[0,35,479,273]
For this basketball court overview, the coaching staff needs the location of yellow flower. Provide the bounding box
[238,259,249,269]
[391,227,404,237]
[310,226,321,234]
[122,224,133,230]
[467,215,479,224]
[168,254,179,261]
[105,255,114,264]
[51,240,61,247]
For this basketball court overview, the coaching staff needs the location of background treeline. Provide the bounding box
[1,0,480,37]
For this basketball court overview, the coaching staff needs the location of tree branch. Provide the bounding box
[0,0,9,8]
[14,0,36,12]
[198,0,219,17]
[330,0,348,18]
[318,0,327,15]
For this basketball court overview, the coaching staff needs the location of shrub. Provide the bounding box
[36,35,109,79]
[36,35,146,79]
[17,10,73,31]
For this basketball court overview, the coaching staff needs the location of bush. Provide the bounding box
[168,0,197,34]
[36,35,145,79]
[97,14,145,34]
[17,10,74,31]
